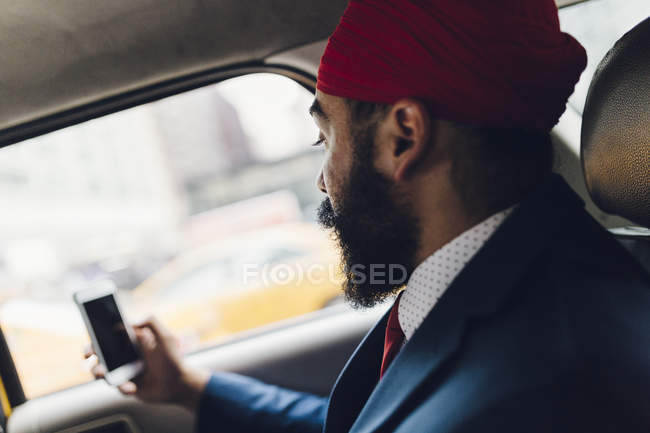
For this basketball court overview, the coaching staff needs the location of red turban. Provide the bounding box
[317,0,587,131]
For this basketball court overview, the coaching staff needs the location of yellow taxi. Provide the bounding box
[126,222,343,347]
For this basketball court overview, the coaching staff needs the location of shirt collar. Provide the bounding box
[398,207,515,341]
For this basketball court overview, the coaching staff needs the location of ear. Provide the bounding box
[376,98,432,182]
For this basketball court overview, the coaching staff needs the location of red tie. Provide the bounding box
[380,292,405,379]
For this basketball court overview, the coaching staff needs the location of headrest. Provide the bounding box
[581,17,650,227]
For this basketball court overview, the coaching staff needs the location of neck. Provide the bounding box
[412,183,492,267]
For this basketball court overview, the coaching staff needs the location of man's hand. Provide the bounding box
[84,317,210,411]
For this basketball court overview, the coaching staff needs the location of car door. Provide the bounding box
[6,306,382,433]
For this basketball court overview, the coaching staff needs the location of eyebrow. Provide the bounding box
[309,99,328,121]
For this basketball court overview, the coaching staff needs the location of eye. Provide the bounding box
[311,137,326,147]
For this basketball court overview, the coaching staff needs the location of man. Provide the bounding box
[88,0,650,432]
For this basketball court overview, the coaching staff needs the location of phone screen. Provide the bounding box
[83,295,139,371]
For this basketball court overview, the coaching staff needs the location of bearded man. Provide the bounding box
[87,1,650,432]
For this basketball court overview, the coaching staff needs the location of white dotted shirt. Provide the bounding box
[398,207,515,341]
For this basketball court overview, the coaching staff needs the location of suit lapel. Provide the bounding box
[323,309,388,433]
[344,175,584,433]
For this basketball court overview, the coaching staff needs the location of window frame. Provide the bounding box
[0,63,316,149]
[0,65,320,403]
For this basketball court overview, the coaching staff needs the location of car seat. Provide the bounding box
[581,17,650,272]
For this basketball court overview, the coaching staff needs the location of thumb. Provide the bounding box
[135,317,169,341]
[118,381,138,396]
[135,328,158,363]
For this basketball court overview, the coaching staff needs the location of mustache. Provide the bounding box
[316,197,337,229]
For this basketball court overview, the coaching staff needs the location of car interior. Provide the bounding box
[0,1,648,432]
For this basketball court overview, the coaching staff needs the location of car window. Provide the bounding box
[0,73,342,398]
[559,0,650,114]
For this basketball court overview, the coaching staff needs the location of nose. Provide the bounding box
[316,170,327,194]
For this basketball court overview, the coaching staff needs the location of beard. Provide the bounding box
[317,130,420,309]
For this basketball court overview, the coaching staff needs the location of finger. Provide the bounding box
[135,328,157,351]
[118,381,137,396]
[83,344,96,359]
[91,364,106,379]
[134,316,167,340]
[134,329,160,368]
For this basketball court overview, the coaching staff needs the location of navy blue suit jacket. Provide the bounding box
[196,175,650,433]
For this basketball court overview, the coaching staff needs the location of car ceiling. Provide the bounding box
[0,0,347,141]
[0,0,580,146]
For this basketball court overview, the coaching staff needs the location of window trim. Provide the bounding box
[0,63,316,149]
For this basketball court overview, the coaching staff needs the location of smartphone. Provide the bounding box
[74,281,144,386]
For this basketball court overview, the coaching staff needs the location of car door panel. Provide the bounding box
[8,306,383,433]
